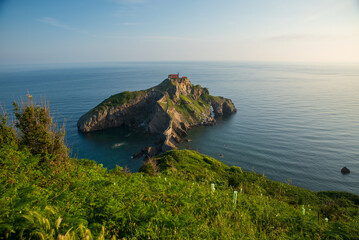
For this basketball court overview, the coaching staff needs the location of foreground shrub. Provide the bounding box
[0,112,18,147]
[139,157,159,176]
[13,95,68,163]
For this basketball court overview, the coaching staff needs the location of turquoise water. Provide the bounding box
[0,62,358,194]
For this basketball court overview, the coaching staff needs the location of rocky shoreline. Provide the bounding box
[78,76,237,157]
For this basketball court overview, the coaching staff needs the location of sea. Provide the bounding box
[0,61,358,194]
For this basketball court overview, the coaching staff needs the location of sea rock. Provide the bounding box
[132,151,144,159]
[78,76,237,155]
[341,167,350,174]
[143,146,160,157]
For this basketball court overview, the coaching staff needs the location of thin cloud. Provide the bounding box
[267,33,339,42]
[38,17,93,36]
[144,35,198,41]
[112,9,137,17]
[268,34,313,41]
[110,0,144,17]
[38,17,73,30]
[109,0,145,17]
[304,1,354,24]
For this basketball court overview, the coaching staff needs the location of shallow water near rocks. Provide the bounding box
[0,61,358,194]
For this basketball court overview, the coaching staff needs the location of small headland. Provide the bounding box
[77,75,236,157]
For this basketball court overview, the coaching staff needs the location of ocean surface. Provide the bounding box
[0,62,358,194]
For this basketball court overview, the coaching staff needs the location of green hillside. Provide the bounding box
[1,98,358,239]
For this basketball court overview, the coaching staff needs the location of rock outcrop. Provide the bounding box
[78,77,236,156]
[341,167,350,174]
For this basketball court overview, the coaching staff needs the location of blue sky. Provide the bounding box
[0,0,359,64]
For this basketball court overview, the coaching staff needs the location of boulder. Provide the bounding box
[341,167,350,174]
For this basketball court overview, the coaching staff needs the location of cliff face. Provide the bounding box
[78,90,166,133]
[78,77,236,156]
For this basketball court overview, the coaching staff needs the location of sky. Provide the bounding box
[0,0,359,64]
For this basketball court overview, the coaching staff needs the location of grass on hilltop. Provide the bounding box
[0,97,358,239]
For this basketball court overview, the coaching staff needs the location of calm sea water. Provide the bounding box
[0,62,358,194]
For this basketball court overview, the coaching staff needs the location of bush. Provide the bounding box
[139,158,158,176]
[13,95,68,163]
[0,112,18,147]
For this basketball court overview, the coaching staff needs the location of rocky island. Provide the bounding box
[77,74,236,156]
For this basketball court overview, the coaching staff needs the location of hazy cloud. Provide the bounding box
[144,35,198,41]
[38,17,91,36]
[38,17,73,30]
[267,33,339,42]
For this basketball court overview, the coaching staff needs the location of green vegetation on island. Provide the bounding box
[78,77,234,132]
[95,90,149,111]
[1,97,359,239]
[77,77,237,156]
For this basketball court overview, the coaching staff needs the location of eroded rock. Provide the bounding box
[78,76,237,156]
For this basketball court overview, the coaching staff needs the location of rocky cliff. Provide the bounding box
[78,77,236,156]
